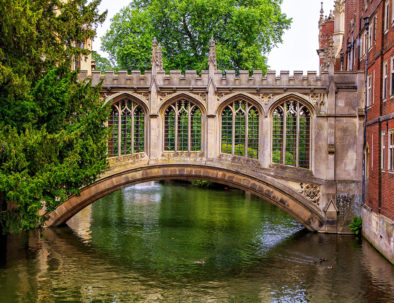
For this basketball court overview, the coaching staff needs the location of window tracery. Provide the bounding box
[272,100,311,168]
[108,98,145,157]
[221,100,259,159]
[164,100,202,151]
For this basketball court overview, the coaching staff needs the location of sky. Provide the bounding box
[93,0,335,73]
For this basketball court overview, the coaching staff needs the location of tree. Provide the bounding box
[92,51,116,72]
[0,0,108,233]
[102,0,291,73]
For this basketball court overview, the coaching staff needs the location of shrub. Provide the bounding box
[349,217,362,236]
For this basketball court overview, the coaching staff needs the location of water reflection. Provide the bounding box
[0,182,392,302]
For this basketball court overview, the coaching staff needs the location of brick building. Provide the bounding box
[319,0,393,262]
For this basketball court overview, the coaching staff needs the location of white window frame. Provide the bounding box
[361,33,366,57]
[389,130,394,172]
[373,70,375,104]
[383,61,388,100]
[368,23,373,50]
[372,134,374,170]
[382,131,386,171]
[392,0,394,24]
[385,1,390,33]
[367,74,372,107]
[391,57,394,96]
[374,16,377,44]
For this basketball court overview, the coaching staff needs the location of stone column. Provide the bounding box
[206,37,219,159]
[261,116,271,168]
[148,38,163,160]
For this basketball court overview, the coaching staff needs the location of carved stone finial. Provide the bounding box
[151,37,157,67]
[151,37,163,71]
[210,36,215,47]
[156,43,163,71]
[209,37,217,70]
[320,2,324,20]
[334,0,345,14]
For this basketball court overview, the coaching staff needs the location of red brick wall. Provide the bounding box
[319,19,334,67]
[319,0,394,220]
[363,1,394,220]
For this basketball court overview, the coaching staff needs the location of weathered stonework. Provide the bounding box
[50,41,365,234]
[362,206,394,264]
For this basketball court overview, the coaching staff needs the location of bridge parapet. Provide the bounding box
[79,69,330,89]
[66,40,365,234]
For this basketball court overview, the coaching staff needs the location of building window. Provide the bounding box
[368,23,373,50]
[392,0,394,23]
[365,145,370,180]
[367,75,372,107]
[272,100,311,169]
[372,134,374,170]
[373,70,375,104]
[389,130,394,171]
[391,57,394,96]
[221,100,259,159]
[384,0,390,33]
[164,99,202,152]
[374,16,377,43]
[108,98,145,157]
[382,131,386,170]
[363,32,368,55]
[383,61,388,100]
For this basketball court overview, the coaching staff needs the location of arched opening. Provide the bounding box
[163,99,202,152]
[271,99,311,168]
[46,165,324,231]
[220,99,260,159]
[108,98,146,157]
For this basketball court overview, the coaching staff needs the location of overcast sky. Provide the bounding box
[93,0,335,73]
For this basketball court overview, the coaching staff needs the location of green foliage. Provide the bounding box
[221,143,258,159]
[102,0,291,72]
[191,180,215,188]
[92,51,116,72]
[0,0,108,233]
[349,217,362,236]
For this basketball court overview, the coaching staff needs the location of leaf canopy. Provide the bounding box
[102,0,291,72]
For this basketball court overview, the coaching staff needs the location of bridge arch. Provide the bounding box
[46,164,325,231]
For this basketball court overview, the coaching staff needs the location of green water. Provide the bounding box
[0,182,393,302]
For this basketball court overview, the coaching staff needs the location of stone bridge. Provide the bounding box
[47,40,365,233]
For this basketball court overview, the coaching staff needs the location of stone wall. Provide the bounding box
[362,205,394,264]
[69,39,367,234]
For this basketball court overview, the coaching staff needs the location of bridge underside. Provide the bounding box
[46,163,328,231]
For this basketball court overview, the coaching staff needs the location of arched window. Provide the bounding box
[272,100,310,168]
[221,100,259,159]
[164,100,202,151]
[108,98,145,157]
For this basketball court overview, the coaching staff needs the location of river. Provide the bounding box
[0,181,393,302]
